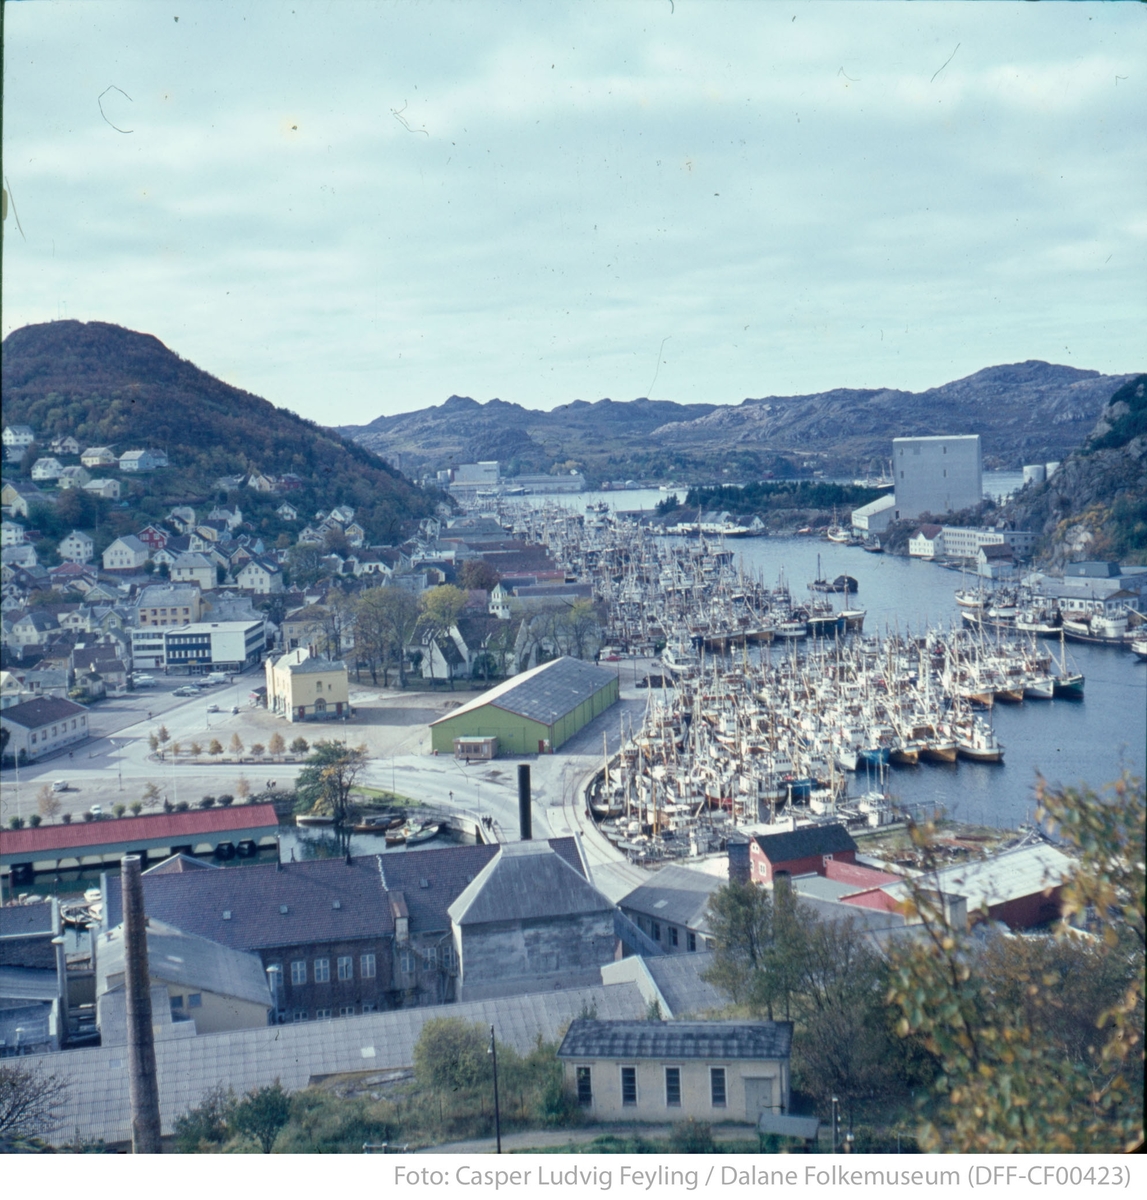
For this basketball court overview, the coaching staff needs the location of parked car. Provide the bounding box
[133,674,156,687]
[206,703,220,713]
[231,705,240,715]
[52,780,69,792]
[89,805,102,817]
[173,686,200,697]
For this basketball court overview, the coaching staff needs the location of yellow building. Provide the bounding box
[265,647,349,722]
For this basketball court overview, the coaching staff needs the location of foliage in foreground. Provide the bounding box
[885,774,1145,1153]
[0,1065,67,1140]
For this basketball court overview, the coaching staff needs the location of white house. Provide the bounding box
[58,530,95,564]
[171,552,217,591]
[119,449,168,472]
[2,544,39,570]
[102,535,150,572]
[81,446,118,468]
[31,457,65,482]
[1,520,26,548]
[56,465,92,490]
[83,477,122,501]
[3,425,36,461]
[908,524,945,559]
[235,558,283,595]
[49,435,81,456]
[276,502,298,522]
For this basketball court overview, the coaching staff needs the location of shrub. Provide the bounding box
[199,796,216,809]
[28,814,42,828]
[129,802,143,816]
[217,794,234,806]
[82,811,94,822]
[251,743,265,757]
[175,800,190,813]
[8,816,25,830]
[669,1119,715,1154]
[61,812,72,824]
[113,804,126,818]
[289,737,309,755]
[190,742,203,757]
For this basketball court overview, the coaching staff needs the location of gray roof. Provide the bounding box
[0,966,61,1002]
[619,864,724,931]
[281,654,347,675]
[138,584,201,608]
[0,695,88,730]
[0,903,57,940]
[432,656,617,729]
[448,840,612,926]
[643,953,727,1018]
[97,922,272,1008]
[22,983,646,1145]
[752,823,858,865]
[557,1018,793,1062]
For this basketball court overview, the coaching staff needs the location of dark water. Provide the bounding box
[725,537,1146,829]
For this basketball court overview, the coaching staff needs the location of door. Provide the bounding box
[744,1077,774,1122]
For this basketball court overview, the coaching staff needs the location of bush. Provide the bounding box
[129,802,143,816]
[251,743,265,757]
[175,800,190,813]
[290,737,309,755]
[28,814,42,828]
[173,1086,235,1154]
[82,812,94,822]
[62,812,72,824]
[198,796,216,809]
[8,816,25,830]
[113,804,126,818]
[669,1119,715,1154]
[217,794,234,807]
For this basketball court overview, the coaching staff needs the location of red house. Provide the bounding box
[748,824,859,885]
[137,524,170,552]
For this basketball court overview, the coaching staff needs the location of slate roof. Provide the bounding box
[97,921,272,1008]
[0,902,57,939]
[883,843,1073,912]
[447,841,612,926]
[752,823,857,864]
[557,1018,793,1061]
[643,953,727,1017]
[20,982,646,1146]
[619,864,723,931]
[143,853,221,875]
[0,695,88,730]
[103,855,391,951]
[281,654,347,675]
[431,656,618,729]
[379,837,583,932]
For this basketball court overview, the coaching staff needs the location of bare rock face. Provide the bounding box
[1000,375,1147,567]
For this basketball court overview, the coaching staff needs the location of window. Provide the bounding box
[338,1005,355,1017]
[652,922,661,942]
[425,947,438,969]
[170,995,184,1010]
[576,1067,593,1106]
[711,1067,727,1108]
[665,1067,681,1107]
[290,960,306,986]
[442,944,454,971]
[188,993,202,1008]
[362,1002,377,1014]
[360,953,376,979]
[316,681,323,692]
[669,926,679,948]
[314,958,330,983]
[337,956,353,981]
[400,950,415,975]
[292,1010,308,1023]
[687,931,697,952]
[315,1008,332,1020]
[621,1066,637,1106]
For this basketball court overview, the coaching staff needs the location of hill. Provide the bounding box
[339,362,1135,485]
[1000,375,1147,566]
[1,321,440,545]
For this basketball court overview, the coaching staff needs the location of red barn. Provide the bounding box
[748,824,859,885]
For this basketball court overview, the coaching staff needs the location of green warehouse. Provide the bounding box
[430,657,620,757]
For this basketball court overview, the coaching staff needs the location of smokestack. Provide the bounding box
[122,855,162,1153]
[517,764,532,841]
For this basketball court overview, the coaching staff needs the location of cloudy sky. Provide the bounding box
[3,1,1144,426]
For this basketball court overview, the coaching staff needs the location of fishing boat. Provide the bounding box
[295,813,335,827]
[1062,612,1129,645]
[955,717,1005,763]
[862,536,883,553]
[1132,636,1147,662]
[351,813,403,834]
[405,821,442,845]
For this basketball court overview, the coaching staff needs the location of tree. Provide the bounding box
[413,1018,492,1098]
[0,1065,67,1139]
[286,544,324,589]
[558,598,602,661]
[190,741,203,757]
[230,1081,292,1153]
[229,733,244,755]
[173,1085,235,1153]
[141,781,162,808]
[36,785,62,820]
[268,732,285,758]
[235,776,251,800]
[289,736,309,755]
[170,741,182,758]
[294,740,369,824]
[157,725,170,746]
[208,739,223,757]
[886,775,1145,1153]
[459,559,500,591]
[355,586,419,687]
[319,589,354,658]
[417,584,469,688]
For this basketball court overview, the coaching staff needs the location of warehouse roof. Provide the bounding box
[884,843,1073,913]
[557,1018,793,1061]
[751,823,858,865]
[430,656,617,729]
[643,953,727,1018]
[448,841,612,926]
[619,864,723,931]
[0,696,89,730]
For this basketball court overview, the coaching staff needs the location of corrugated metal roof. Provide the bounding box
[430,656,617,729]
[447,841,613,926]
[0,966,60,1002]
[557,1018,793,1062]
[643,953,727,1018]
[884,843,1074,912]
[21,983,647,1145]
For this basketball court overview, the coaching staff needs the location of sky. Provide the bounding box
[2,1,1144,427]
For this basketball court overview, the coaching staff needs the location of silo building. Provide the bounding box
[892,435,982,522]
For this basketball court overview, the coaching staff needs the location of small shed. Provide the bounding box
[453,735,498,761]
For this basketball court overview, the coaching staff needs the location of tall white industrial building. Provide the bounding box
[892,435,982,522]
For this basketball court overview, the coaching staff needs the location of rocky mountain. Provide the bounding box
[1,321,440,543]
[340,361,1135,484]
[1000,375,1147,566]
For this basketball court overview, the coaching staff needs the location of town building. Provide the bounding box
[892,434,982,522]
[58,530,95,564]
[617,864,724,955]
[118,448,169,472]
[737,824,859,886]
[80,447,118,468]
[56,465,91,490]
[3,424,36,462]
[102,535,150,572]
[265,647,349,721]
[30,457,64,483]
[908,525,945,559]
[557,1019,793,1124]
[82,477,122,501]
[171,551,217,591]
[0,696,90,763]
[429,656,620,756]
[136,583,202,627]
[0,899,67,1056]
[164,620,265,674]
[849,492,896,534]
[235,557,283,594]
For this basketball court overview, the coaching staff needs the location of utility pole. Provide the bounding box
[122,855,162,1152]
[488,1024,502,1154]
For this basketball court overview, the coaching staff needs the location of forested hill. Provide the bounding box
[1,321,440,542]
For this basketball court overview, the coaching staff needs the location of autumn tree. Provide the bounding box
[458,559,500,592]
[417,584,469,688]
[229,733,244,755]
[268,732,285,758]
[294,740,369,824]
[36,786,62,820]
[354,585,420,687]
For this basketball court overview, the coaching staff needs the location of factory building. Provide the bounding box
[892,434,982,522]
[429,656,620,756]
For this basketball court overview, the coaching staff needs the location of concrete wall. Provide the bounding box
[165,985,270,1035]
[563,1058,788,1124]
[457,911,616,990]
[893,435,982,521]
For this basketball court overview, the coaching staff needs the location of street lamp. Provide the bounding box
[488,1025,502,1154]
[831,1095,839,1153]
